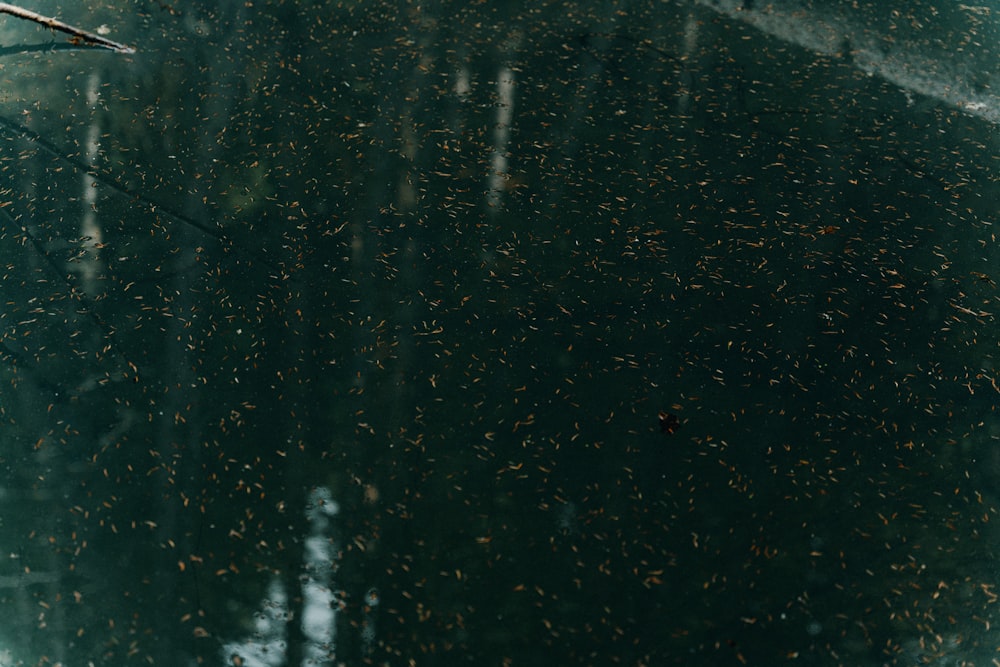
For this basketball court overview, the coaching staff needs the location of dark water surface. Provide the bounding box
[0,0,996,665]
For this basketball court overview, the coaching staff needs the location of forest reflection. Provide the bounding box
[0,0,994,665]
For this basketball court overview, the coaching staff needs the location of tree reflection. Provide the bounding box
[0,0,995,665]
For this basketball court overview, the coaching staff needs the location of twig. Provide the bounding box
[0,2,134,53]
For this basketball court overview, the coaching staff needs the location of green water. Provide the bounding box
[0,0,995,664]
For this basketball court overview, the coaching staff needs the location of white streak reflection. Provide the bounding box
[486,66,516,211]
[221,487,340,667]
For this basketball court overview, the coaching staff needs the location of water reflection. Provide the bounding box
[0,0,995,665]
[223,487,340,666]
[700,0,999,124]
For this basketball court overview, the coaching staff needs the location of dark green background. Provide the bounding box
[0,0,996,664]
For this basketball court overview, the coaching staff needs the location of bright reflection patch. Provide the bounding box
[221,487,341,666]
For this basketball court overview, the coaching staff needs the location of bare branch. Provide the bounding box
[0,2,134,53]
